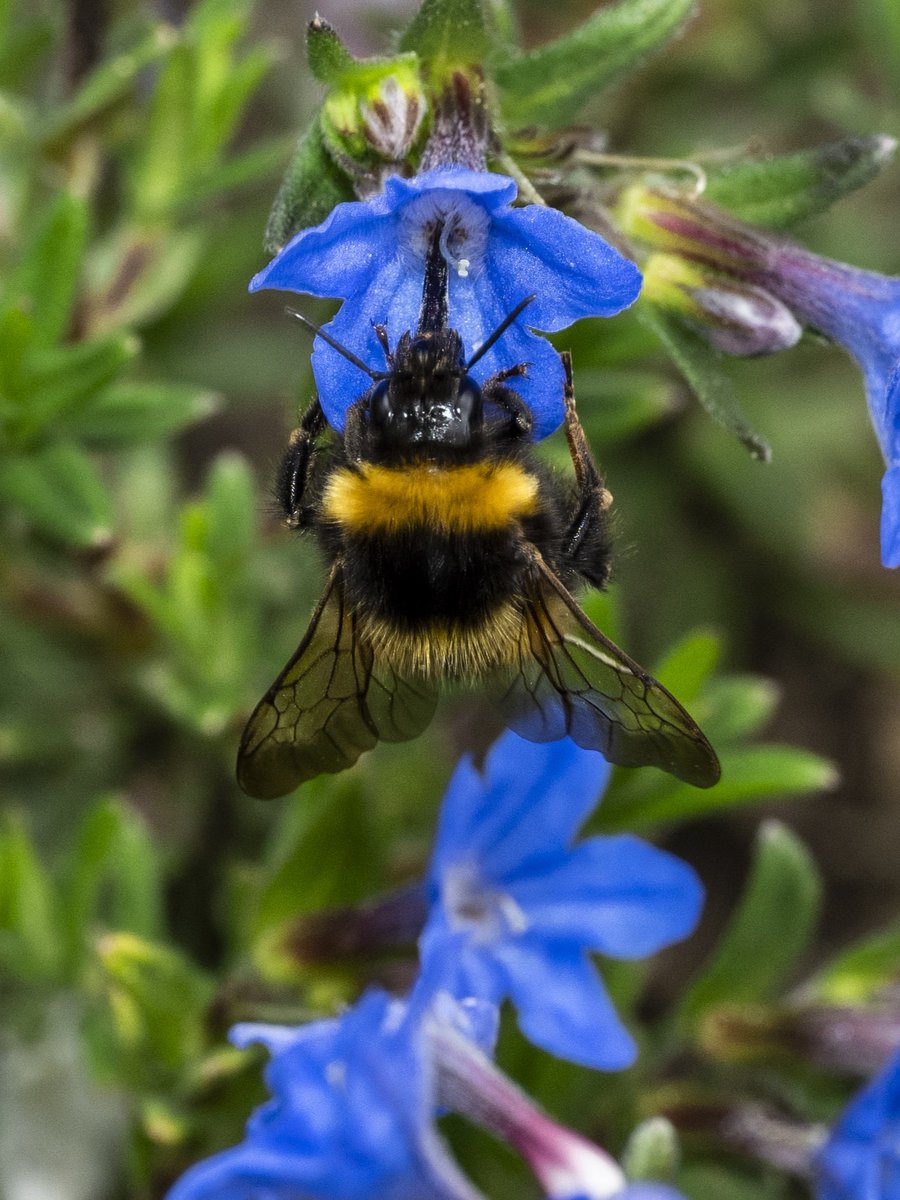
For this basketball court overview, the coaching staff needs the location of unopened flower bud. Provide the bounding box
[642,253,801,356]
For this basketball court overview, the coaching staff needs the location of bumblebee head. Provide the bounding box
[369,330,483,449]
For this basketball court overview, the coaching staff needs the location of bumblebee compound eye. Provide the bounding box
[368,379,392,428]
[457,376,484,426]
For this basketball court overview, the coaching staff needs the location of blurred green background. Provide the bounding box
[0,0,898,1196]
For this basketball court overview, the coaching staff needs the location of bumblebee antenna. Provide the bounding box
[465,294,537,370]
[416,223,450,336]
[285,308,389,380]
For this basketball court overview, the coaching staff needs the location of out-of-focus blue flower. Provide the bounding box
[250,167,642,440]
[166,990,486,1200]
[815,1048,900,1199]
[418,731,704,1070]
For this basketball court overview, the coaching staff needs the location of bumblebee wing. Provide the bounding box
[237,565,438,798]
[493,555,720,788]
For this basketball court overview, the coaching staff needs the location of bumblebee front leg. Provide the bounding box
[482,365,533,440]
[278,396,326,529]
[559,351,614,588]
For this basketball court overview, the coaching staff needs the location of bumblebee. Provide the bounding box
[237,228,720,799]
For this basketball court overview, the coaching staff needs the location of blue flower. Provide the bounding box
[815,1048,900,1199]
[250,167,642,440]
[166,990,487,1200]
[418,731,704,1070]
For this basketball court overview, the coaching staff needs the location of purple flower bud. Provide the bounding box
[619,184,900,567]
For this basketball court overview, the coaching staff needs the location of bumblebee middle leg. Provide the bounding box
[482,365,533,440]
[278,396,327,529]
[558,351,614,588]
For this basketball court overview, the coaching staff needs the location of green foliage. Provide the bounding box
[2,0,899,1195]
[494,0,697,126]
[680,822,823,1020]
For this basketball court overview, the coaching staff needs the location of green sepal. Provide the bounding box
[704,135,898,230]
[495,0,696,127]
[639,302,772,461]
[0,441,114,547]
[400,0,490,74]
[679,822,823,1023]
[306,14,357,83]
[264,117,355,253]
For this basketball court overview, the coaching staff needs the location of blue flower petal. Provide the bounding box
[488,205,642,331]
[383,166,518,210]
[428,733,611,889]
[816,1048,900,1200]
[495,938,637,1070]
[881,464,900,569]
[250,192,395,298]
[506,835,703,955]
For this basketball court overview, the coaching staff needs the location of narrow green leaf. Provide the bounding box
[705,136,898,230]
[640,303,771,461]
[40,24,179,151]
[805,919,900,1005]
[700,676,780,744]
[652,629,721,704]
[0,441,114,547]
[96,932,212,1074]
[680,822,823,1021]
[597,744,838,832]
[264,117,355,253]
[86,229,204,333]
[22,332,140,431]
[0,813,61,981]
[495,0,696,127]
[204,453,256,575]
[64,380,218,445]
[3,191,89,346]
[253,776,382,937]
[622,1118,680,1183]
[400,0,489,70]
[131,42,193,219]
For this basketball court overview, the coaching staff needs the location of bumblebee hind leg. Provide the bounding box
[558,351,614,589]
[278,396,327,529]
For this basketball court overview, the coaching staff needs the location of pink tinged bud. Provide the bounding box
[687,282,802,356]
[430,1019,627,1199]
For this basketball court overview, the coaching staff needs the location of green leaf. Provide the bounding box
[805,919,900,1004]
[639,302,771,461]
[704,135,898,230]
[40,24,179,152]
[264,118,355,253]
[652,629,721,704]
[3,191,89,347]
[204,452,256,576]
[495,0,696,127]
[20,333,140,433]
[86,229,204,333]
[0,813,62,981]
[597,744,838,832]
[0,441,114,547]
[679,822,823,1021]
[63,799,164,973]
[400,0,490,70]
[253,776,383,939]
[64,380,217,444]
[131,41,193,218]
[95,932,212,1076]
[699,676,780,744]
[622,1117,680,1183]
